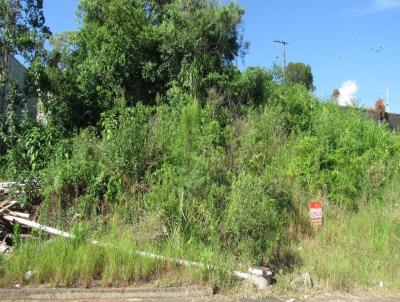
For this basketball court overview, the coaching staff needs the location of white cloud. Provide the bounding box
[360,0,400,14]
[338,80,358,106]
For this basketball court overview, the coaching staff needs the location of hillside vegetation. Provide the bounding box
[1,0,400,292]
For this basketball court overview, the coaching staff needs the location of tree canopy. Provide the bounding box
[0,0,50,62]
[43,0,245,132]
[284,62,314,91]
[0,0,50,150]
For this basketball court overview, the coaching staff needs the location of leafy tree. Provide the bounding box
[230,67,273,106]
[0,0,50,151]
[284,62,314,91]
[0,0,50,67]
[44,0,245,132]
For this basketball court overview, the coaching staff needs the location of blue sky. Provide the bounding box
[43,0,400,112]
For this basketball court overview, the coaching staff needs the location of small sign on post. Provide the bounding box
[309,200,323,227]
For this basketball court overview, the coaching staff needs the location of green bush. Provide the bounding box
[225,173,290,263]
[231,106,286,175]
[5,124,61,176]
[287,103,400,208]
[270,84,318,133]
[5,65,400,276]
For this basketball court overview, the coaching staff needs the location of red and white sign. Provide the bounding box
[309,201,323,227]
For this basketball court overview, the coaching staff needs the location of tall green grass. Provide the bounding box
[0,214,237,288]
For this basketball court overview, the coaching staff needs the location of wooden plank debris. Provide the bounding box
[0,182,18,189]
[0,201,18,215]
[7,211,30,219]
[2,215,75,239]
[248,266,273,277]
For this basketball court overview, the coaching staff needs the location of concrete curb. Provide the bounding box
[0,286,214,300]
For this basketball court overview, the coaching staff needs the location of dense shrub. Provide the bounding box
[287,103,400,208]
[225,173,290,263]
[15,85,400,266]
[40,128,104,220]
[5,0,400,288]
[270,84,318,133]
[3,123,61,176]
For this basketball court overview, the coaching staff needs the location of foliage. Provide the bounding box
[0,0,51,157]
[284,62,314,91]
[230,67,274,106]
[17,84,400,268]
[0,0,50,58]
[5,123,60,174]
[12,223,21,249]
[2,0,400,290]
[270,83,318,133]
[142,100,231,244]
[101,103,154,179]
[287,103,400,209]
[40,129,104,222]
[42,0,245,132]
[225,173,289,263]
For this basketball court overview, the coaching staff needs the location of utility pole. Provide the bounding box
[274,39,288,82]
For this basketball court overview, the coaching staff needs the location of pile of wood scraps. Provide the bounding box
[0,181,40,254]
[0,181,85,255]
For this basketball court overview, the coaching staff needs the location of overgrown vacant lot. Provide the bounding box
[2,100,400,292]
[1,0,400,294]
